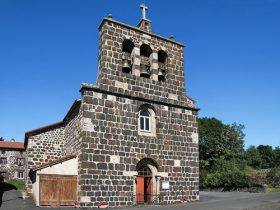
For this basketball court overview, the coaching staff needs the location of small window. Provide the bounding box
[140,110,150,131]
[17,171,24,179]
[0,157,7,164]
[17,158,25,166]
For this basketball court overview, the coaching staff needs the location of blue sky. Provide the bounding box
[0,0,279,148]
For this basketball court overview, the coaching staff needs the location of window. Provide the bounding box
[140,110,150,131]
[0,157,7,164]
[17,158,25,166]
[138,105,156,136]
[17,171,24,179]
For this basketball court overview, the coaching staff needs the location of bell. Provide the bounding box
[158,68,166,81]
[122,59,131,73]
[140,64,150,78]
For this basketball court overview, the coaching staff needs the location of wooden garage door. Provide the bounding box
[39,175,77,206]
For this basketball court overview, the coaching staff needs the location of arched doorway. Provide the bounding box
[135,158,159,204]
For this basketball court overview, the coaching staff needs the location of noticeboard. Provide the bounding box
[162,181,170,189]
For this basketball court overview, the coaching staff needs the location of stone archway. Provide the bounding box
[135,158,159,204]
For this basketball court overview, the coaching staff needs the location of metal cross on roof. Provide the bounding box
[140,3,148,19]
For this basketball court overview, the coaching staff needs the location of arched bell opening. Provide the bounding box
[140,44,152,79]
[135,158,159,205]
[158,50,167,81]
[122,39,134,73]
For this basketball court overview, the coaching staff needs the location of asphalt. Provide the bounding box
[1,190,280,210]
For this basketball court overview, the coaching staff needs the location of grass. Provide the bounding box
[6,179,25,191]
[266,187,280,193]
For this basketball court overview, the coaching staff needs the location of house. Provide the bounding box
[0,141,26,181]
[25,4,199,208]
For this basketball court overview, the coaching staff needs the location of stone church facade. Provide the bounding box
[25,4,199,208]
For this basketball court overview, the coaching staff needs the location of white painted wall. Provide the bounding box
[32,157,78,206]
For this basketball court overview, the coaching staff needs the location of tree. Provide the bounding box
[0,137,4,141]
[246,145,262,169]
[199,117,245,171]
[273,147,280,167]
[257,145,274,169]
[198,117,251,189]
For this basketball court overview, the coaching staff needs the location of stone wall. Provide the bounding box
[0,149,25,180]
[78,86,199,207]
[96,19,194,108]
[25,126,64,193]
[24,16,199,208]
[76,17,199,208]
[64,106,83,155]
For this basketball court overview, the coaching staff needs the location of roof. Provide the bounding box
[25,121,64,139]
[31,154,77,171]
[0,141,24,150]
[24,99,81,148]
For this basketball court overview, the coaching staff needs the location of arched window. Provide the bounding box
[138,105,156,136]
[140,110,150,131]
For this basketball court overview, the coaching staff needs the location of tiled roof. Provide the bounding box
[31,154,77,171]
[0,141,24,150]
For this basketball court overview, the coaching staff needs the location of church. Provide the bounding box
[24,3,199,208]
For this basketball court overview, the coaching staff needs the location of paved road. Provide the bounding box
[0,190,76,210]
[1,190,280,210]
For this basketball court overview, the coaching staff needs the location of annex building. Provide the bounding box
[24,4,199,208]
[0,141,25,181]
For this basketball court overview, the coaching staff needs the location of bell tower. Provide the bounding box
[79,3,199,207]
[96,3,195,108]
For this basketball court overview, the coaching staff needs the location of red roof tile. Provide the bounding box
[0,142,24,150]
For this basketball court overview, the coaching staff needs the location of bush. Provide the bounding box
[221,170,253,189]
[267,168,280,187]
[200,171,221,189]
[243,166,257,178]
[200,169,255,190]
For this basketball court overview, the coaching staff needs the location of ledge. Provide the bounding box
[80,83,199,112]
[98,18,185,47]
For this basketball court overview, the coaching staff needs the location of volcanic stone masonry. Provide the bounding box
[25,4,199,208]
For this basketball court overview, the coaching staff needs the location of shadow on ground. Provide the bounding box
[0,182,17,207]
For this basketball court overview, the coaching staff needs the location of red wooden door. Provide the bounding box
[146,177,153,203]
[136,176,144,204]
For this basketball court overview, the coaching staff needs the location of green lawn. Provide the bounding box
[266,187,280,193]
[6,179,25,191]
